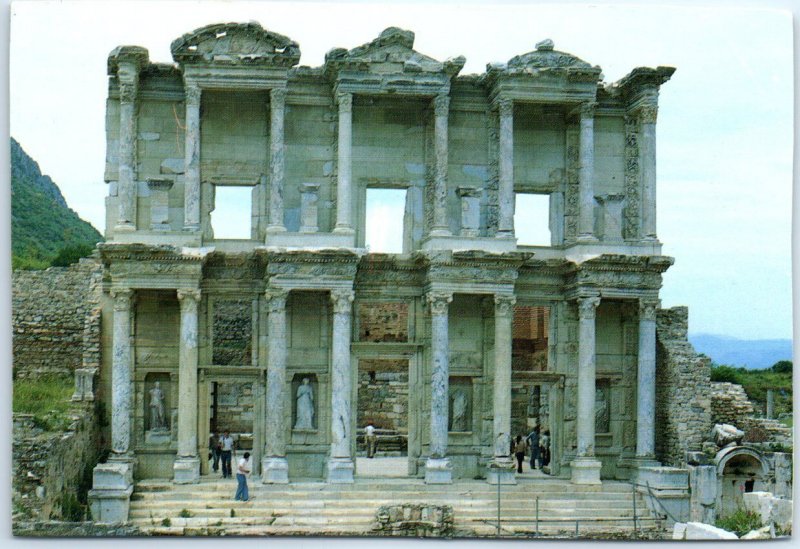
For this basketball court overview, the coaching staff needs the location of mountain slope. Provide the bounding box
[11,137,102,268]
[689,334,793,370]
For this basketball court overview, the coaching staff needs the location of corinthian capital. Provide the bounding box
[426,291,453,316]
[119,81,137,104]
[270,87,287,107]
[434,94,450,117]
[265,288,289,313]
[497,97,513,118]
[337,91,353,113]
[330,288,354,314]
[580,101,598,119]
[638,104,658,124]
[494,294,517,317]
[638,299,659,321]
[177,288,201,309]
[577,295,601,320]
[110,288,133,311]
[184,83,201,106]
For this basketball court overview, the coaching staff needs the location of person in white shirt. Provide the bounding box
[220,431,235,478]
[365,422,377,458]
[234,452,251,502]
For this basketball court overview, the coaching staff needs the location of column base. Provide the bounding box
[326,457,355,484]
[114,222,136,233]
[183,223,201,232]
[261,456,289,484]
[424,457,453,484]
[486,457,517,485]
[576,234,599,243]
[173,457,200,484]
[428,228,452,237]
[89,459,135,524]
[266,224,287,234]
[570,457,602,485]
[332,226,355,236]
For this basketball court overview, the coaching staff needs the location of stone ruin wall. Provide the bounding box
[12,406,101,524]
[710,382,792,446]
[655,306,712,467]
[12,259,103,379]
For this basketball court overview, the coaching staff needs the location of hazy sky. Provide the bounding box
[8,1,795,340]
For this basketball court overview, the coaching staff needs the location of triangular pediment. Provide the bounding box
[325,27,464,77]
[171,22,300,67]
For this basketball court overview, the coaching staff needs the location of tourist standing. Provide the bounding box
[234,452,251,502]
[365,422,377,458]
[540,430,550,467]
[513,435,527,474]
[526,426,540,470]
[220,430,235,478]
[210,432,222,473]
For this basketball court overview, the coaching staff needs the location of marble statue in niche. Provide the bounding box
[294,377,315,429]
[149,381,167,431]
[450,387,470,432]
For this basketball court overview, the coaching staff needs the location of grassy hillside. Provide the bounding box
[11,137,102,269]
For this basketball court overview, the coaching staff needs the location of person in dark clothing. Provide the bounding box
[513,435,527,474]
[526,426,540,470]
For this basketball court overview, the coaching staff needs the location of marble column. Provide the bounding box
[115,66,139,232]
[636,299,658,459]
[110,288,133,457]
[263,288,289,483]
[571,295,602,484]
[639,104,658,240]
[430,94,451,236]
[174,288,200,484]
[577,102,597,241]
[497,98,515,237]
[327,289,355,483]
[334,92,354,234]
[425,291,453,484]
[267,88,287,234]
[183,83,201,231]
[488,294,517,484]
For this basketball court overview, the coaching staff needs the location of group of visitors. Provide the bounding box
[210,431,253,502]
[512,425,550,474]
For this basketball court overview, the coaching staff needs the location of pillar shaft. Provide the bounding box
[428,292,452,458]
[497,98,514,236]
[265,289,288,457]
[111,289,133,456]
[268,88,287,232]
[493,295,516,457]
[639,105,658,240]
[576,296,600,457]
[636,299,658,458]
[430,94,451,236]
[116,66,138,230]
[183,84,201,230]
[176,289,200,457]
[334,92,353,233]
[578,102,596,240]
[329,289,354,458]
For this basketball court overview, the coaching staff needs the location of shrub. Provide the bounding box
[710,365,740,384]
[716,509,762,537]
[50,243,94,267]
[178,508,193,518]
[161,517,171,527]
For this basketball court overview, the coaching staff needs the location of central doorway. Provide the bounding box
[355,358,411,477]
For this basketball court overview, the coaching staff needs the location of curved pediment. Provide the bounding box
[171,22,300,67]
[325,27,464,78]
[507,39,595,71]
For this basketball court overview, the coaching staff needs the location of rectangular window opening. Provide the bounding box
[365,188,406,253]
[211,186,252,239]
[515,193,551,246]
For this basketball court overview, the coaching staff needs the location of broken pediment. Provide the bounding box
[506,39,597,72]
[325,27,465,78]
[170,22,300,67]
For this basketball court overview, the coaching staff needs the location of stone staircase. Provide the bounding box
[128,475,665,538]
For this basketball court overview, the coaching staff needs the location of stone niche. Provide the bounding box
[448,377,472,432]
[291,374,318,432]
[144,372,172,444]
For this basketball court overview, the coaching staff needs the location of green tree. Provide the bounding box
[50,243,94,267]
[771,360,792,374]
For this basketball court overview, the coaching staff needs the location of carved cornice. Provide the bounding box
[614,66,676,98]
[98,243,206,264]
[426,291,453,315]
[171,22,300,67]
[107,45,149,76]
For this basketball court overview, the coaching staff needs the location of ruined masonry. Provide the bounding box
[88,22,693,522]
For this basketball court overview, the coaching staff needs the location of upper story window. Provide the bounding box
[365,187,406,253]
[514,192,551,246]
[210,185,253,239]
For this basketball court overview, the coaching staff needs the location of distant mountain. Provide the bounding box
[689,334,793,370]
[11,137,102,268]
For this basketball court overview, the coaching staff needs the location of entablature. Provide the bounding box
[563,254,674,300]
[99,243,206,290]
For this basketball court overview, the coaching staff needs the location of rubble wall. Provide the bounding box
[655,306,712,466]
[12,259,103,379]
[12,407,101,523]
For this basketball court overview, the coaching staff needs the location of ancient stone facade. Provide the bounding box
[90,22,684,519]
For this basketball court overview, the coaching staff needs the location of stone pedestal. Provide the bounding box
[173,457,200,484]
[147,178,174,231]
[457,186,482,237]
[424,457,453,485]
[262,456,289,484]
[570,457,602,485]
[486,457,516,485]
[89,460,134,524]
[299,182,320,233]
[326,457,355,484]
